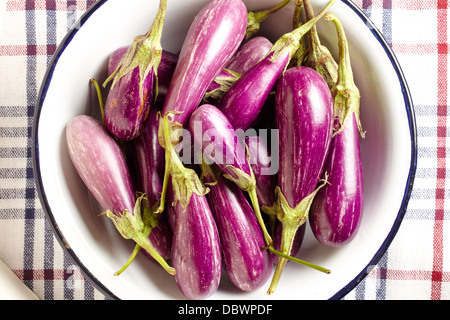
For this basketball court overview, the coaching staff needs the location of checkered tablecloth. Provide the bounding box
[0,0,447,300]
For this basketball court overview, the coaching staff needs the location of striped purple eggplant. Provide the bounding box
[218,0,336,131]
[202,165,273,291]
[226,36,273,75]
[309,13,364,247]
[102,0,167,140]
[167,180,222,300]
[267,66,334,295]
[107,46,178,105]
[204,36,273,104]
[156,0,248,216]
[65,115,175,275]
[188,104,272,246]
[161,0,248,127]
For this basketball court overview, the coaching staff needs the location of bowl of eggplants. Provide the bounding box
[33,0,417,300]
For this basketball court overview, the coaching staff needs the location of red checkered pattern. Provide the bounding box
[0,0,448,300]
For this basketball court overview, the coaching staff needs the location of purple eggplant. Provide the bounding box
[202,164,273,291]
[167,179,222,300]
[161,0,248,127]
[203,36,273,104]
[65,115,175,275]
[107,46,178,105]
[188,104,272,246]
[102,0,167,140]
[226,36,274,75]
[218,0,336,131]
[245,136,277,233]
[245,135,307,262]
[156,0,247,215]
[309,13,364,247]
[267,66,334,295]
[129,107,172,260]
[189,104,251,186]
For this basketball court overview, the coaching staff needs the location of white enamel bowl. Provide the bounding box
[33,0,416,300]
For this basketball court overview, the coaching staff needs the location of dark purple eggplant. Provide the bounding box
[188,104,272,246]
[65,115,175,275]
[107,46,178,105]
[102,0,167,140]
[245,136,277,233]
[161,0,248,127]
[267,66,334,295]
[218,0,336,131]
[167,178,222,300]
[129,107,172,260]
[309,13,364,247]
[202,164,273,291]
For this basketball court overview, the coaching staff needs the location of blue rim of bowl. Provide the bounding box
[32,0,417,300]
[331,0,417,299]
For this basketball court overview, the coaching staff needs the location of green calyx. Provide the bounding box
[199,158,219,187]
[302,0,338,88]
[103,0,167,104]
[267,176,329,295]
[203,69,241,103]
[325,13,365,138]
[102,193,175,276]
[114,196,163,276]
[268,0,336,65]
[223,164,255,193]
[246,0,292,39]
[157,113,209,213]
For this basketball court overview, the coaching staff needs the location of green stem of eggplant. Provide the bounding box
[250,0,291,24]
[269,0,336,64]
[303,0,338,88]
[248,187,273,246]
[90,78,105,124]
[246,0,292,39]
[263,246,331,274]
[115,243,141,276]
[325,12,364,138]
[156,121,172,214]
